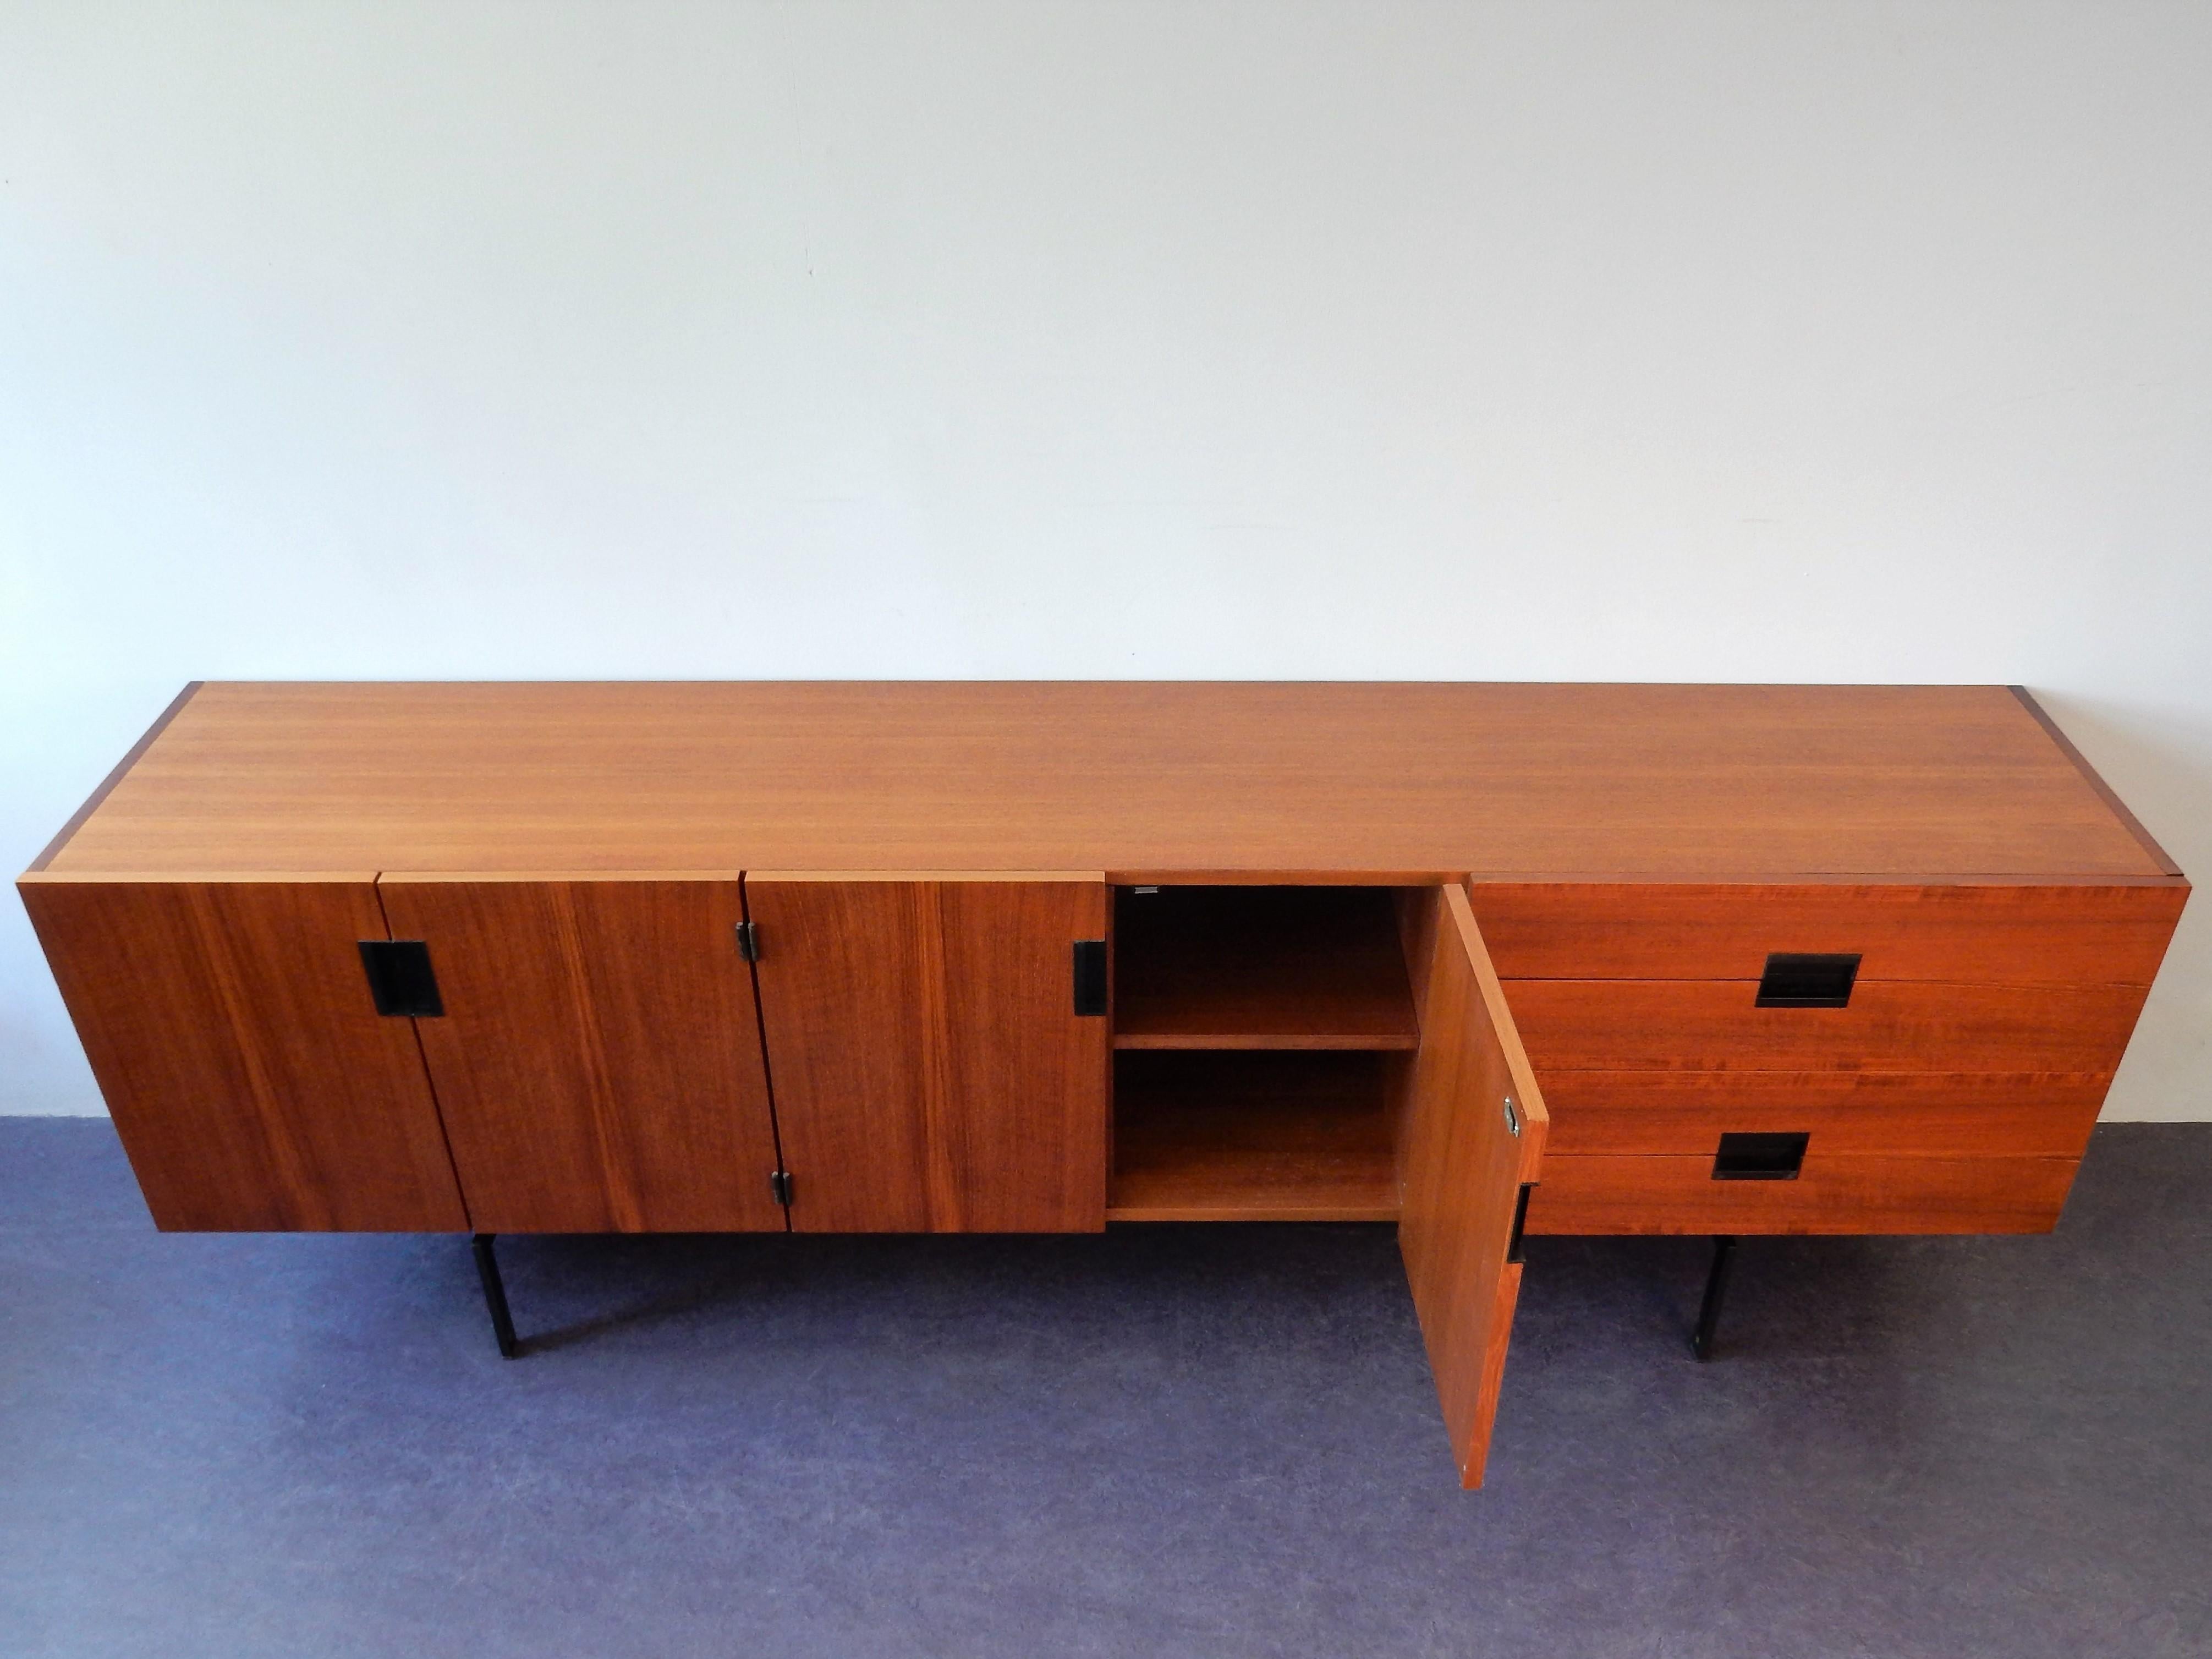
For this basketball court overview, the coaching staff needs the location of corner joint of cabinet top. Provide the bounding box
[24,682,205,877]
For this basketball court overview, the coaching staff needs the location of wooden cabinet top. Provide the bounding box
[26,681,2181,883]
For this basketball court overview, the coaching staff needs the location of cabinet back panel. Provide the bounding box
[1112,885,1418,1049]
[1108,1051,1398,1221]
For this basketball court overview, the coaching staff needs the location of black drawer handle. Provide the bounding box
[1757,952,1859,1008]
[1712,1131,1809,1180]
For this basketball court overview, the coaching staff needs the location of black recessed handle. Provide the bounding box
[1757,952,1860,1008]
[1506,1184,1534,1264]
[1712,1131,1809,1180]
[359,940,443,1017]
[1072,939,1108,1017]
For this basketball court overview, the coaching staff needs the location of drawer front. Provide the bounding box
[1502,979,2149,1074]
[1536,1070,2111,1157]
[1524,1151,2079,1235]
[1472,882,2185,985]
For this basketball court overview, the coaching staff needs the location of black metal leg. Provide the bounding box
[1692,1235,1737,1362]
[472,1233,519,1359]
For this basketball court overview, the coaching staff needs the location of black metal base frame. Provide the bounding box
[471,1233,519,1359]
[1692,1235,1737,1361]
[472,1229,1738,1366]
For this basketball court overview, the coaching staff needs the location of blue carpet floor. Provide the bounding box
[3,1118,2208,1658]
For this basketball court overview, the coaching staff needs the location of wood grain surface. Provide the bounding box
[18,874,466,1230]
[1396,885,1549,1491]
[1533,1070,2111,1157]
[1471,881,2186,984]
[1524,1151,2078,1235]
[1107,1051,1398,1220]
[32,681,2175,879]
[745,874,1110,1233]
[376,877,787,1233]
[2011,686,2183,874]
[1502,979,2150,1074]
[24,683,202,873]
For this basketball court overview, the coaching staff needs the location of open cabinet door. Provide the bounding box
[1398,883,1550,1488]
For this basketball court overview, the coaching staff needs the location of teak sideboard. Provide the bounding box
[19,682,2187,1488]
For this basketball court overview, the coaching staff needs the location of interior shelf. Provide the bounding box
[1111,885,1418,1050]
[1107,1051,1401,1222]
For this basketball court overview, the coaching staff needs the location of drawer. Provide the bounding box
[1501,978,2149,1074]
[1471,881,2184,985]
[1524,1151,2079,1235]
[1537,1070,2110,1157]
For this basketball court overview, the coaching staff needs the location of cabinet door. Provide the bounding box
[377,876,786,1233]
[18,874,467,1231]
[744,873,1110,1233]
[1397,883,1550,1489]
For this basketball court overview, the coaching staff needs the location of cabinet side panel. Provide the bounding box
[19,878,466,1230]
[378,879,786,1233]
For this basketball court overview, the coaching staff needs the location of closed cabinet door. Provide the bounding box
[1396,883,1550,1490]
[744,873,1111,1233]
[377,876,786,1233]
[18,874,468,1231]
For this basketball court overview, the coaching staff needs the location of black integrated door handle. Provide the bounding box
[359,940,444,1017]
[1756,952,1860,1008]
[1072,939,1108,1016]
[1506,1184,1534,1263]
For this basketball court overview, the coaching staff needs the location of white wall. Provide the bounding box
[5,1,2209,1117]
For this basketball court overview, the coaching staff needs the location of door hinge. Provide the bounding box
[1506,1183,1534,1265]
[769,1169,793,1207]
[359,940,444,1017]
[735,920,761,962]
